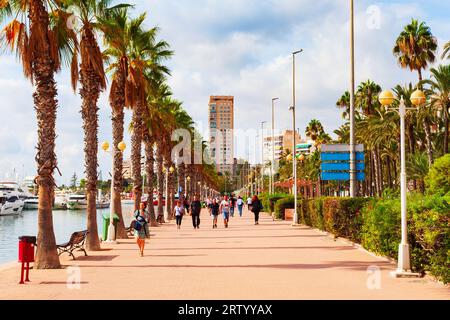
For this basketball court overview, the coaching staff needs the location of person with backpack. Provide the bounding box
[133,209,149,257]
[251,195,263,225]
[236,196,244,217]
[220,195,231,228]
[174,200,185,229]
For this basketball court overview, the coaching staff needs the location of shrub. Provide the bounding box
[425,154,450,196]
[300,198,325,230]
[274,196,301,220]
[361,194,450,283]
[322,197,369,242]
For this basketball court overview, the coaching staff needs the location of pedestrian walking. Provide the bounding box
[133,209,148,257]
[183,197,190,216]
[174,200,185,229]
[220,195,231,228]
[230,194,236,217]
[246,196,252,211]
[251,195,263,225]
[211,198,220,228]
[191,195,202,229]
[237,196,244,217]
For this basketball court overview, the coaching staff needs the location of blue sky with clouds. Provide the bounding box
[0,0,449,184]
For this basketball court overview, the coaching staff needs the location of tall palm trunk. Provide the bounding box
[31,0,61,269]
[131,102,143,211]
[423,117,433,166]
[80,48,101,250]
[444,106,449,154]
[110,69,126,238]
[144,134,157,226]
[156,142,164,220]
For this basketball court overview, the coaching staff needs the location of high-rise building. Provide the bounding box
[208,96,234,174]
[262,130,303,173]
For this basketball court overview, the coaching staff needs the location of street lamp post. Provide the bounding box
[349,0,357,197]
[291,49,303,226]
[102,140,126,243]
[379,89,425,278]
[271,98,279,195]
[186,176,191,197]
[261,121,266,194]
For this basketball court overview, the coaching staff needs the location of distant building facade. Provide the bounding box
[209,96,234,174]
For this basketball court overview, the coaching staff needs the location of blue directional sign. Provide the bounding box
[320,144,365,181]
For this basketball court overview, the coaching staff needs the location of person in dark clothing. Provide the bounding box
[230,194,237,217]
[183,197,190,215]
[210,198,220,228]
[190,195,202,229]
[251,195,263,225]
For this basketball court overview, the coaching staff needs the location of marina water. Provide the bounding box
[0,204,135,265]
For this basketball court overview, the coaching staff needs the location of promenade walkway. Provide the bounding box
[0,208,448,299]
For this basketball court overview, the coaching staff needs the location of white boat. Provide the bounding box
[23,196,39,210]
[0,182,33,201]
[66,194,87,210]
[0,191,24,216]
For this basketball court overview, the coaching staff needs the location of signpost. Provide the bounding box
[321,144,365,182]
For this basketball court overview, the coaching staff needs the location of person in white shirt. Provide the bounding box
[246,196,252,211]
[174,200,185,229]
[220,195,231,228]
[236,196,244,217]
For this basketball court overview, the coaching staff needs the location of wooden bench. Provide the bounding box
[57,230,88,260]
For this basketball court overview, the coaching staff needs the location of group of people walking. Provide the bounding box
[131,193,263,256]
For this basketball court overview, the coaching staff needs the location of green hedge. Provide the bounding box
[260,193,290,213]
[283,194,450,284]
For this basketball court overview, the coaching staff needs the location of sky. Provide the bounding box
[0,0,449,185]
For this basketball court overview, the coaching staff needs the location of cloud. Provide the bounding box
[0,0,449,181]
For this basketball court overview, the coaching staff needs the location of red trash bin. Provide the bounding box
[18,236,36,284]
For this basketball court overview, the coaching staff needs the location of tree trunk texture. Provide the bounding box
[156,143,164,221]
[131,102,143,212]
[423,118,434,167]
[79,28,102,251]
[110,69,127,238]
[444,106,449,155]
[144,135,158,227]
[31,0,61,269]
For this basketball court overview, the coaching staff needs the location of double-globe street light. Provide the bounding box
[101,140,126,243]
[378,89,426,277]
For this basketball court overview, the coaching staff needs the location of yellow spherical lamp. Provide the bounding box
[299,154,305,162]
[187,176,191,181]
[410,89,426,107]
[169,166,175,173]
[117,141,127,152]
[101,141,110,152]
[286,154,293,162]
[379,90,395,106]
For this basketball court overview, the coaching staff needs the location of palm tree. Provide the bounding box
[100,8,137,237]
[336,91,351,119]
[305,119,324,142]
[1,0,78,268]
[406,152,429,193]
[441,41,450,60]
[393,19,438,165]
[421,65,450,155]
[66,0,121,251]
[393,19,438,82]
